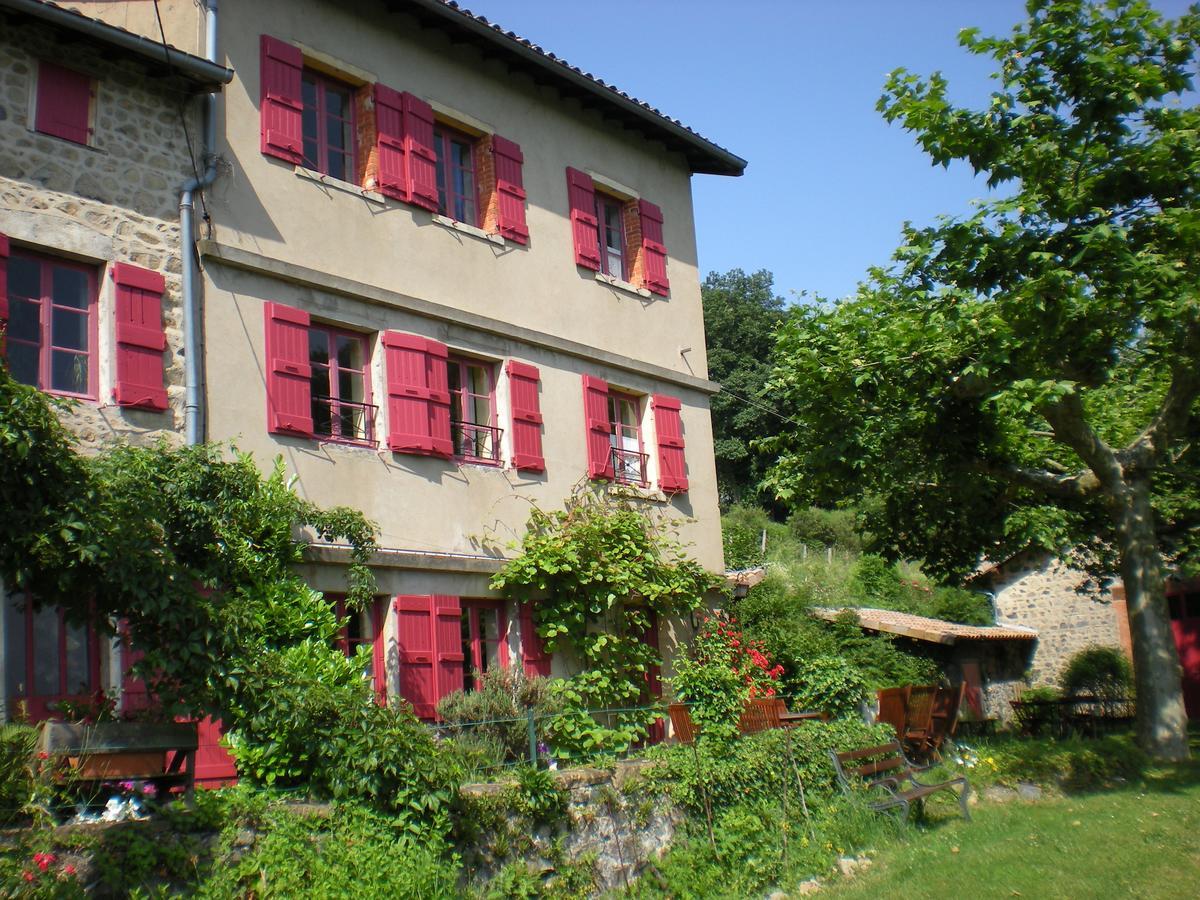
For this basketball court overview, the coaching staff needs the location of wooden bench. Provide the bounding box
[830,740,971,824]
[38,721,199,805]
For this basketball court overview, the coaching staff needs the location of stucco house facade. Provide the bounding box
[2,0,744,749]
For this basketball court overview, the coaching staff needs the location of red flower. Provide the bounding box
[34,852,56,872]
[36,751,49,760]
[22,871,35,883]
[64,864,78,877]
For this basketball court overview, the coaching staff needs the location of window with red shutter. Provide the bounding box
[112,263,168,411]
[652,394,688,493]
[461,599,507,691]
[638,200,671,296]
[263,301,314,436]
[491,135,528,244]
[300,68,355,180]
[506,360,544,472]
[35,61,92,145]
[382,331,452,457]
[449,355,500,464]
[403,93,439,211]
[566,168,601,271]
[260,35,304,164]
[374,83,408,201]
[582,374,614,479]
[518,602,552,678]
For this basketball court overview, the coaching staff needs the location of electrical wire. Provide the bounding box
[152,0,209,222]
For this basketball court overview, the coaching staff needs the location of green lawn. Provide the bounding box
[823,768,1200,899]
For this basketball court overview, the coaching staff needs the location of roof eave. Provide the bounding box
[1,0,234,92]
[394,0,747,177]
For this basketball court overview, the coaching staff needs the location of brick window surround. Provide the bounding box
[608,389,646,486]
[4,250,97,400]
[448,354,500,464]
[308,324,374,445]
[461,599,507,692]
[433,123,479,226]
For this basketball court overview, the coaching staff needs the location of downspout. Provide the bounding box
[182,0,220,445]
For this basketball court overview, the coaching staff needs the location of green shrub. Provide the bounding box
[646,719,895,815]
[0,724,37,825]
[1060,646,1133,700]
[963,734,1147,790]
[790,655,869,719]
[196,801,460,898]
[437,668,563,769]
[722,505,770,568]
[224,642,458,834]
[788,506,863,552]
[929,585,994,625]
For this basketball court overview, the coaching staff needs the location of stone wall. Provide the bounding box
[0,13,204,451]
[458,760,680,895]
[988,554,1126,688]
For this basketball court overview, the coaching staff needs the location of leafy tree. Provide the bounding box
[765,0,1199,759]
[701,269,787,505]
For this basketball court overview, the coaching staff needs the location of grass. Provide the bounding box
[823,756,1200,899]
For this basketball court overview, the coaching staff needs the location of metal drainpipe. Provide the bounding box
[181,0,219,445]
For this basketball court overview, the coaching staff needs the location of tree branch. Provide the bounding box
[968,458,1102,499]
[1119,334,1200,473]
[1040,391,1125,494]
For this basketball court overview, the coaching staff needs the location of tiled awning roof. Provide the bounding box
[811,607,1038,645]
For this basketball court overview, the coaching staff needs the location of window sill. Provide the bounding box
[456,456,504,470]
[594,271,651,299]
[294,166,386,204]
[432,214,505,247]
[315,436,378,451]
[609,482,668,503]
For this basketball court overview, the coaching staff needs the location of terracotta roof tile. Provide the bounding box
[811,607,1038,645]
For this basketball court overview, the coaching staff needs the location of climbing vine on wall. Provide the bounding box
[492,488,721,753]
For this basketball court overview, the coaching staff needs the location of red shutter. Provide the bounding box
[263,301,314,436]
[111,263,168,411]
[260,35,304,164]
[566,167,601,270]
[638,199,670,296]
[492,135,528,244]
[35,61,91,145]
[383,331,452,457]
[0,232,9,326]
[395,594,463,720]
[403,93,439,211]
[396,595,437,719]
[507,360,544,472]
[582,374,613,479]
[374,83,408,201]
[433,594,464,707]
[519,603,552,677]
[652,394,688,493]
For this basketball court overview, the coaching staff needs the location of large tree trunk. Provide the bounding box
[1115,478,1190,761]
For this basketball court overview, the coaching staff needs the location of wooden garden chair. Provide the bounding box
[738,697,783,734]
[904,685,937,756]
[926,682,966,760]
[668,703,699,745]
[875,686,910,740]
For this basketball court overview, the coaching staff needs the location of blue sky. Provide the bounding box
[463,0,1193,304]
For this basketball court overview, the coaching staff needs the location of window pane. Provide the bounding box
[607,250,623,277]
[326,85,346,120]
[8,297,41,343]
[309,330,330,366]
[338,369,364,404]
[52,307,88,351]
[471,394,490,428]
[64,621,91,695]
[6,342,39,387]
[9,257,40,300]
[32,606,59,696]
[335,335,362,371]
[5,595,27,699]
[50,350,88,394]
[466,364,488,397]
[52,267,88,310]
